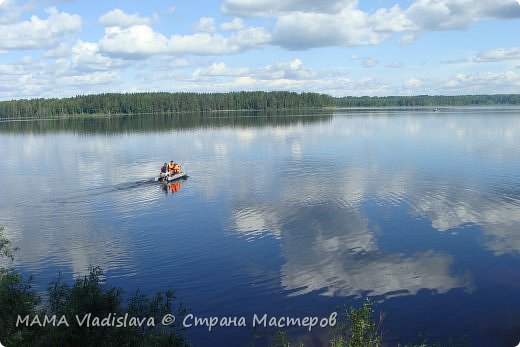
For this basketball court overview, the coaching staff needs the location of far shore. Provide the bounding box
[1,91,519,120]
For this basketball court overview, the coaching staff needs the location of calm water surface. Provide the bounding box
[1,108,520,346]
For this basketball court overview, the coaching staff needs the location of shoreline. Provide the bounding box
[2,104,520,123]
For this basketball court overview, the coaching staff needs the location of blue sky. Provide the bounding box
[0,0,519,100]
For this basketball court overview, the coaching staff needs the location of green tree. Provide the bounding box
[0,226,41,346]
[0,226,188,347]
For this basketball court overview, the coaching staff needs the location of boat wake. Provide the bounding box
[35,178,161,206]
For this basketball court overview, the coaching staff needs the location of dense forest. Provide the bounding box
[335,94,520,107]
[0,92,334,119]
[0,91,519,119]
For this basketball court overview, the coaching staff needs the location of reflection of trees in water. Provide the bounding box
[0,110,333,134]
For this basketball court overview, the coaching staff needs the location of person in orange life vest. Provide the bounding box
[167,161,175,176]
[172,162,181,174]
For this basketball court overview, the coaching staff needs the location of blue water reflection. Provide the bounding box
[0,108,519,346]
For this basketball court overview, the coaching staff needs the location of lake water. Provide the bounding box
[1,108,520,346]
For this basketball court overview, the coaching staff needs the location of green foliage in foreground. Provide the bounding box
[0,227,41,346]
[343,300,383,347]
[271,299,382,347]
[270,299,468,347]
[271,299,383,347]
[0,227,188,347]
[0,226,39,345]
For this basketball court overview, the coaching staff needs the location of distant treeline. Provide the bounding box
[0,92,333,119]
[0,91,519,119]
[336,94,520,107]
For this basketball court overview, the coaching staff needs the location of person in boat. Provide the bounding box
[160,163,168,177]
[167,161,175,176]
[173,162,181,174]
[168,160,181,175]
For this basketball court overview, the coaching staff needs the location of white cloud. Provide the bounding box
[443,71,520,92]
[369,5,416,32]
[192,62,249,78]
[70,40,127,71]
[194,17,216,33]
[222,0,354,17]
[169,26,271,55]
[0,0,25,24]
[475,47,520,62]
[231,76,255,87]
[98,25,169,59]
[405,78,423,88]
[20,55,32,64]
[95,17,270,58]
[390,68,520,95]
[221,18,245,31]
[259,59,316,80]
[0,7,81,50]
[57,70,119,87]
[159,57,193,68]
[227,0,520,50]
[185,59,323,91]
[176,59,321,92]
[473,0,520,19]
[273,8,383,50]
[169,33,237,55]
[363,58,379,68]
[200,59,371,94]
[404,0,468,31]
[394,0,520,32]
[0,52,125,100]
[99,8,152,28]
[1,0,519,99]
[230,26,272,49]
[0,61,25,75]
[44,42,70,58]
